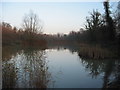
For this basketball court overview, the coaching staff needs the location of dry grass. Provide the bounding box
[78,44,116,59]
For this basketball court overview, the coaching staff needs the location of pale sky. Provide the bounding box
[1,1,118,34]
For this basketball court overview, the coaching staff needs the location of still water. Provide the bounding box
[2,46,120,88]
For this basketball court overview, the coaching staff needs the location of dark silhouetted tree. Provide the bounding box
[85,10,102,30]
[85,10,103,42]
[103,0,116,40]
[117,1,120,32]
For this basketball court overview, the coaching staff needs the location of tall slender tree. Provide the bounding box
[117,1,120,32]
[103,0,116,40]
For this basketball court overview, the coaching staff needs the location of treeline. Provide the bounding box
[2,22,20,45]
[2,12,47,47]
[2,1,120,48]
[43,1,120,47]
[77,1,120,44]
[2,22,46,47]
[44,1,120,46]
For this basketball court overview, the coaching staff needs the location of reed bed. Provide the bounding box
[78,44,116,59]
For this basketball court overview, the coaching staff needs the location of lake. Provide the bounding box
[2,46,120,88]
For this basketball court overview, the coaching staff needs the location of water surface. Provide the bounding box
[2,46,120,88]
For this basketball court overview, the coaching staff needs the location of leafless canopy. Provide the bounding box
[22,11,43,34]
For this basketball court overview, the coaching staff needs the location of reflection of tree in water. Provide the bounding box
[102,60,115,88]
[20,48,51,88]
[2,46,22,88]
[106,61,120,88]
[80,58,106,78]
[79,55,120,88]
[3,48,53,88]
[2,46,21,61]
[2,60,17,88]
[47,44,79,53]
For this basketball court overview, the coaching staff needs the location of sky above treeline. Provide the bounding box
[2,1,118,34]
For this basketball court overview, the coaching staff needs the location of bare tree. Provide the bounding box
[22,11,43,39]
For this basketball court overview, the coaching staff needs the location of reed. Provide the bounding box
[78,44,116,59]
